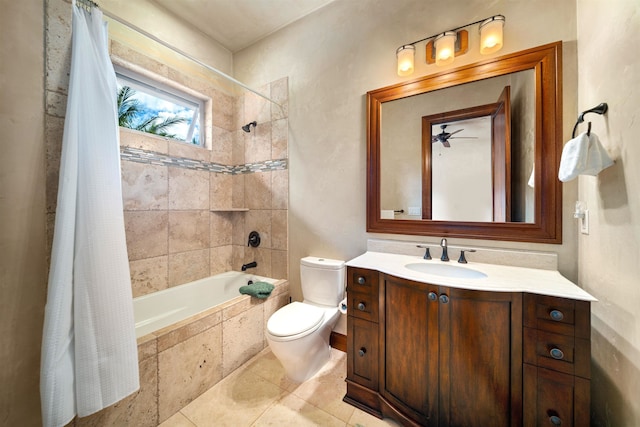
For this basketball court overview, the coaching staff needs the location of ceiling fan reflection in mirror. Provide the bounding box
[432,124,477,147]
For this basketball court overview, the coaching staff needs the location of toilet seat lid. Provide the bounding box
[267,302,324,337]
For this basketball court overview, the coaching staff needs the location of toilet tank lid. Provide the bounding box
[301,257,345,270]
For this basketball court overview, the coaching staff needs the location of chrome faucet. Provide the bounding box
[440,238,449,262]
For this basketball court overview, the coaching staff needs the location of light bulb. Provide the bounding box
[396,45,415,76]
[434,32,456,66]
[480,16,505,55]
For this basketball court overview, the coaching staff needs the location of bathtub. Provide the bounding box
[124,270,290,424]
[134,270,280,338]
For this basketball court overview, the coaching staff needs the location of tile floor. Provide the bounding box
[159,347,401,427]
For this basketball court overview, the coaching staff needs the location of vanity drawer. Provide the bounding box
[347,317,379,389]
[524,294,590,338]
[347,267,378,296]
[348,291,378,322]
[524,328,589,378]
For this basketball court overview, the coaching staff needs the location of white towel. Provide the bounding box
[558,132,613,182]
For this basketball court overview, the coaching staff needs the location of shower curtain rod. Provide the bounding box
[79,0,282,107]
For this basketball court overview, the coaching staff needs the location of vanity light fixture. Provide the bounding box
[396,45,416,76]
[434,31,457,66]
[395,14,505,76]
[479,15,505,54]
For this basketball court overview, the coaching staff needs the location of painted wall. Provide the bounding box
[576,1,640,426]
[233,0,580,301]
[0,1,47,425]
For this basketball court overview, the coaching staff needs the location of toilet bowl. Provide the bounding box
[266,257,345,383]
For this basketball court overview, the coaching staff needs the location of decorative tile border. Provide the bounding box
[120,146,287,174]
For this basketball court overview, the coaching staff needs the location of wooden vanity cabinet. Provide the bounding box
[344,267,591,427]
[522,294,591,427]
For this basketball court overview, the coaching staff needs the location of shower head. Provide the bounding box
[242,121,257,133]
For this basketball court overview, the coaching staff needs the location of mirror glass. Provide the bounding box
[367,42,563,243]
[380,70,535,223]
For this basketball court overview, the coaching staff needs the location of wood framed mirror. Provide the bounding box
[367,42,562,243]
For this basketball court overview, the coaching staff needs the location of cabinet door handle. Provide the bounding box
[549,415,562,425]
[549,309,564,321]
[357,276,366,285]
[549,347,565,360]
[439,294,449,304]
[358,347,367,357]
[357,302,366,311]
[428,292,438,301]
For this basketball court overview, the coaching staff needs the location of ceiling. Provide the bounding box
[152,0,336,53]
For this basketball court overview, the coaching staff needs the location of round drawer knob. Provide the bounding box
[358,347,367,357]
[439,294,449,304]
[550,348,565,360]
[428,292,438,301]
[549,310,564,321]
[549,415,562,425]
[357,276,366,285]
[357,302,366,311]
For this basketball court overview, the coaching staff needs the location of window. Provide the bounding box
[115,66,204,146]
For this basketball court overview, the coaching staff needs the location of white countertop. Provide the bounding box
[346,251,597,302]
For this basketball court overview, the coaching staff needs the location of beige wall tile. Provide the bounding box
[158,324,223,422]
[156,310,222,353]
[271,118,288,160]
[245,210,272,249]
[137,335,158,363]
[230,211,245,246]
[168,249,210,286]
[168,167,209,210]
[271,210,287,250]
[232,174,245,209]
[211,89,234,131]
[130,255,169,298]
[169,210,210,253]
[125,211,169,261]
[271,250,289,280]
[119,128,169,154]
[209,173,232,210]
[211,126,232,165]
[210,212,232,247]
[210,245,233,276]
[222,304,265,377]
[232,129,245,166]
[75,356,159,427]
[245,172,272,210]
[232,245,245,272]
[244,87,271,125]
[233,94,244,131]
[121,161,168,211]
[271,169,288,210]
[245,247,272,278]
[45,115,64,214]
[245,121,271,164]
[168,140,209,162]
[45,0,72,94]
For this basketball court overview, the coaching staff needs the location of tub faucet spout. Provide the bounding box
[440,238,449,262]
[241,261,257,271]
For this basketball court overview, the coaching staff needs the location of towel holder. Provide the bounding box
[572,102,608,138]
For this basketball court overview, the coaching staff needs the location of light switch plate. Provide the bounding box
[580,209,589,235]
[408,207,422,216]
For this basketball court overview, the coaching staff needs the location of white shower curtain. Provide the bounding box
[40,3,139,426]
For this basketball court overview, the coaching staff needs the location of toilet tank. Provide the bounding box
[300,257,346,306]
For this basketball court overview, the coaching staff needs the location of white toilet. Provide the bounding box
[266,256,345,383]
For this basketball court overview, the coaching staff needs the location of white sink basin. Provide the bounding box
[405,262,488,280]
